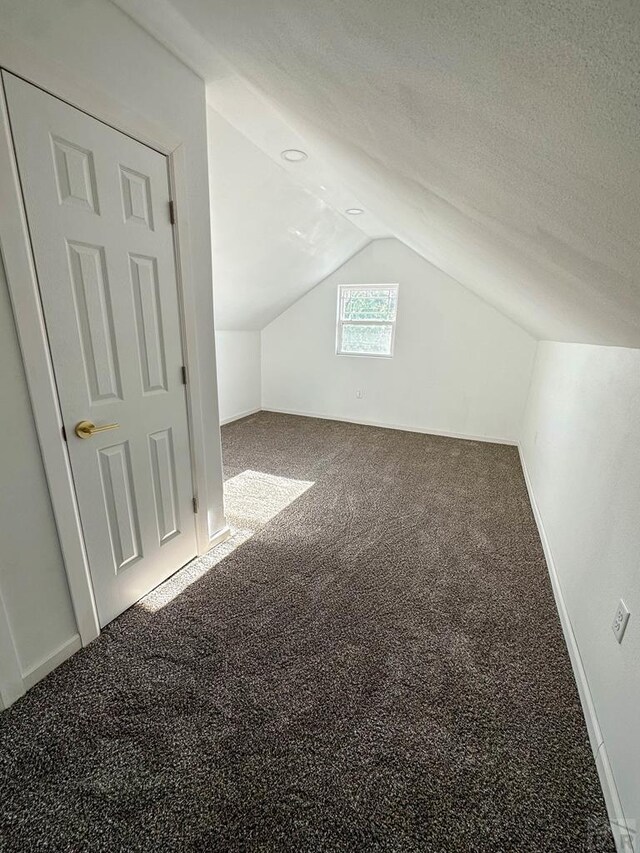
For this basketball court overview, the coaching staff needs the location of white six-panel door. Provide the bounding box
[4,72,198,627]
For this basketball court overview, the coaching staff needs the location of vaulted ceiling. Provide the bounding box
[114,0,640,345]
[208,107,368,330]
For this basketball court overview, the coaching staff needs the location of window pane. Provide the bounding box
[341,287,397,322]
[340,324,393,355]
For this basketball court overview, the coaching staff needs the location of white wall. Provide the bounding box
[262,239,536,443]
[0,0,225,539]
[0,253,77,677]
[215,331,261,424]
[520,341,640,837]
[0,0,225,700]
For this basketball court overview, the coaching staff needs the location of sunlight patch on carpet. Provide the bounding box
[139,470,314,612]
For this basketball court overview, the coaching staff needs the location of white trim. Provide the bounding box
[0,46,222,700]
[22,634,82,691]
[168,144,211,554]
[0,77,101,648]
[0,30,181,155]
[262,407,517,445]
[518,447,603,755]
[336,283,398,357]
[0,586,24,709]
[595,744,636,853]
[220,407,262,426]
[518,446,633,853]
[208,524,232,551]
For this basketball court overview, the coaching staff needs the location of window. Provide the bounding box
[336,284,399,357]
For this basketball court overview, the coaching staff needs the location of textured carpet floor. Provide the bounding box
[0,412,613,851]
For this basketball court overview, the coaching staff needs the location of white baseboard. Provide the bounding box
[518,447,633,853]
[220,407,261,426]
[208,524,231,551]
[3,523,232,710]
[262,406,517,446]
[21,633,81,691]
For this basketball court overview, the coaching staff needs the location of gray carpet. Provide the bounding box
[0,412,614,851]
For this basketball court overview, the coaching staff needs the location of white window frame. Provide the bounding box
[336,283,399,358]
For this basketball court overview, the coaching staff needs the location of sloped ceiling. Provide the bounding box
[114,0,640,346]
[208,108,368,329]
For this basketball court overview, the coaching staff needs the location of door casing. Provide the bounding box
[0,41,228,707]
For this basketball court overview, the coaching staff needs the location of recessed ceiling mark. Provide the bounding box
[346,208,364,215]
[281,149,308,162]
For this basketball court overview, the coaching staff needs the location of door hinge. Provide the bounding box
[61,425,67,443]
[192,496,199,514]
[169,199,176,225]
[181,365,188,385]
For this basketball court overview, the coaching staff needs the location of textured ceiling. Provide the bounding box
[115,0,640,345]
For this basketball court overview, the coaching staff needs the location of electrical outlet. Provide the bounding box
[611,599,630,644]
[355,389,363,399]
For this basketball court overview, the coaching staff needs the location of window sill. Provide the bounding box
[335,351,394,359]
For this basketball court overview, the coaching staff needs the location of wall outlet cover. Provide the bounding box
[611,599,630,644]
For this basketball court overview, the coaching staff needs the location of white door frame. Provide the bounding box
[0,42,221,670]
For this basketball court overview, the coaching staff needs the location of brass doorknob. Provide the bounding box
[75,420,120,439]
